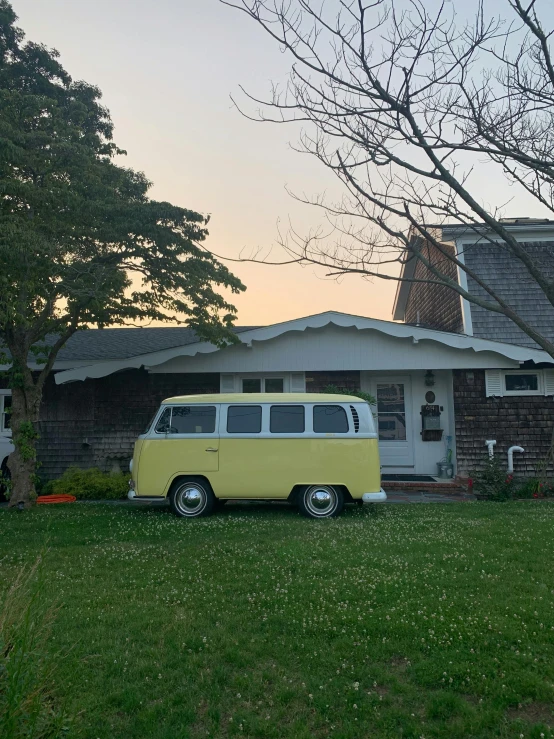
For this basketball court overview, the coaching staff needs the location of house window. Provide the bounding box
[313,405,349,433]
[265,378,284,393]
[0,393,12,435]
[227,406,262,433]
[270,405,305,433]
[241,377,284,393]
[242,378,261,393]
[485,369,554,397]
[376,383,406,441]
[504,373,540,394]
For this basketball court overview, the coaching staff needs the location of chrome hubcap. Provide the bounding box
[305,485,337,516]
[175,483,206,516]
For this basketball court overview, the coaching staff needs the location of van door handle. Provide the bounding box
[205,447,218,452]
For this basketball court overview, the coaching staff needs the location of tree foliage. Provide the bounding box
[0,1,245,505]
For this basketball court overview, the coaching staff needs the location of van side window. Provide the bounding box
[227,406,262,434]
[170,406,216,434]
[155,407,172,433]
[270,405,305,433]
[313,405,349,433]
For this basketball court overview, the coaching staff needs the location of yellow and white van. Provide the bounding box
[129,393,386,518]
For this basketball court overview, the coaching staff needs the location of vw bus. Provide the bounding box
[129,393,386,518]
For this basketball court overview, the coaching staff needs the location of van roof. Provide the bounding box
[162,393,366,404]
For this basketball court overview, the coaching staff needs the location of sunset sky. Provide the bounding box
[14,0,554,327]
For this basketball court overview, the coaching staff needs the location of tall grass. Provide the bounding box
[0,554,70,739]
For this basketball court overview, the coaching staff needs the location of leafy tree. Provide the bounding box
[0,1,245,507]
[223,0,554,356]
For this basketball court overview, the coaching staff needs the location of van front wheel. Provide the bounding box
[298,485,344,518]
[169,478,215,518]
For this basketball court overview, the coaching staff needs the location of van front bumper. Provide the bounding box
[362,489,387,503]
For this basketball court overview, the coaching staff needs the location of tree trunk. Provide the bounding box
[7,384,41,509]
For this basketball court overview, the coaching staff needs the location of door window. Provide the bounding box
[313,405,349,433]
[227,406,262,433]
[376,383,406,440]
[169,406,216,434]
[154,406,216,434]
[1,394,11,433]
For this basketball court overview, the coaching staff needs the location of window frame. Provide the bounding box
[503,370,543,396]
[0,391,12,437]
[239,376,285,393]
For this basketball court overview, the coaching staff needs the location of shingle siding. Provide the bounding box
[36,370,220,479]
[403,241,464,333]
[453,369,554,477]
[464,242,554,348]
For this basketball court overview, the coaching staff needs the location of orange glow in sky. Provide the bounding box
[14,0,551,327]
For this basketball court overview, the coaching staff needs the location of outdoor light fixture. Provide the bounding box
[424,370,435,387]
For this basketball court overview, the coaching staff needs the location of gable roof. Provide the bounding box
[54,325,258,362]
[53,310,553,384]
[392,222,554,346]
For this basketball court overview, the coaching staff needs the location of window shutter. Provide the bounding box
[485,370,503,397]
[220,374,236,393]
[544,369,554,396]
[290,372,306,392]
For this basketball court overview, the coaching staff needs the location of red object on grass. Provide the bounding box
[36,494,76,505]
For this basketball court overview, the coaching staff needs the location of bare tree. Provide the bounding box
[221,0,554,356]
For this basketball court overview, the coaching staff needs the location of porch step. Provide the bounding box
[382,479,467,494]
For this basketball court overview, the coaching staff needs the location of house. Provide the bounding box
[1,219,553,485]
[393,217,554,476]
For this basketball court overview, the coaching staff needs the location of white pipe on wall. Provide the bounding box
[485,440,497,458]
[507,446,524,474]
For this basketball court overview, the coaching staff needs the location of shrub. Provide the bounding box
[44,467,129,500]
[321,384,376,406]
[513,477,554,499]
[471,456,515,501]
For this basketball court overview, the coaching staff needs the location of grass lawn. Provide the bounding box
[1,501,554,738]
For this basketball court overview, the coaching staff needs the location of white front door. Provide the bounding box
[371,377,414,468]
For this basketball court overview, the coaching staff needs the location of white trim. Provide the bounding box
[485,368,550,397]
[455,247,473,336]
[0,390,12,437]
[503,369,543,396]
[443,223,554,243]
[54,311,553,385]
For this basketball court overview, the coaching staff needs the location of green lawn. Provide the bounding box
[1,501,554,739]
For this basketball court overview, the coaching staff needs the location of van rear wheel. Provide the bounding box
[298,485,344,518]
[169,478,215,518]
